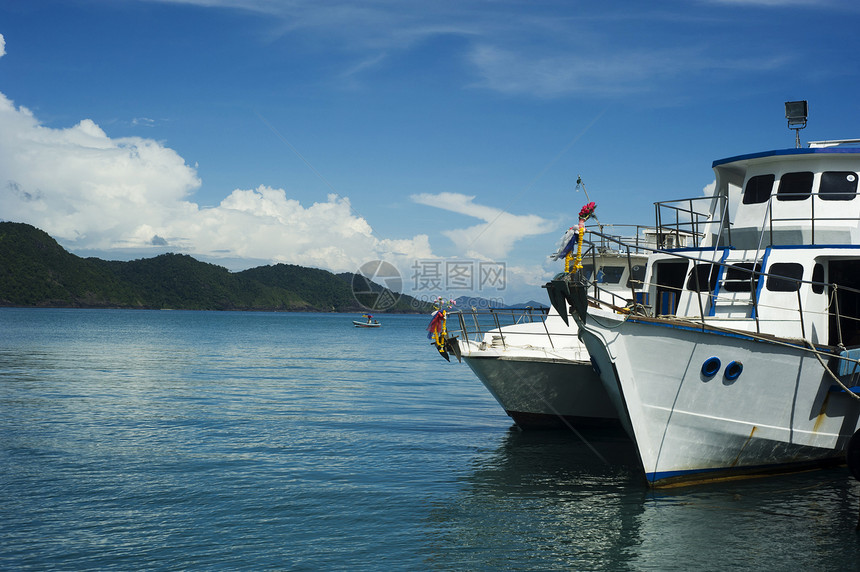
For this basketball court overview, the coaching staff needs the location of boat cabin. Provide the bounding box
[640,140,860,346]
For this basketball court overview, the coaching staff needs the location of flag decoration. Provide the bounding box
[572,202,597,272]
[549,226,578,261]
[579,201,596,220]
[427,296,456,360]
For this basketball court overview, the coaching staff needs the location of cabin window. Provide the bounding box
[819,171,858,201]
[722,262,761,292]
[777,171,814,201]
[600,266,625,284]
[742,174,775,205]
[766,262,804,292]
[627,264,646,290]
[581,265,594,281]
[581,265,624,284]
[812,263,824,294]
[686,263,719,292]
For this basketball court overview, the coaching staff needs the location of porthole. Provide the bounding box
[701,356,721,377]
[725,361,743,381]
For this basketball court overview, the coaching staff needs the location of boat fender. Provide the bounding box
[724,361,743,381]
[701,356,721,378]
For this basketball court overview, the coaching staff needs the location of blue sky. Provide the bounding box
[1,0,858,304]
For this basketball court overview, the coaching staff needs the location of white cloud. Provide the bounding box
[411,191,555,260]
[0,34,5,59]
[0,90,431,274]
[131,117,156,127]
[466,41,793,98]
[467,44,660,97]
[136,1,822,99]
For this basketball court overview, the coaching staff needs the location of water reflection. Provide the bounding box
[426,428,860,570]
[424,429,647,570]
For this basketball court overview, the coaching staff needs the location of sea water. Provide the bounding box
[2,308,860,570]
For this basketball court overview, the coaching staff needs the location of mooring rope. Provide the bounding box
[618,309,860,403]
[804,339,860,402]
[496,357,610,465]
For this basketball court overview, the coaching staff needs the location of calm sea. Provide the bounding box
[2,308,860,570]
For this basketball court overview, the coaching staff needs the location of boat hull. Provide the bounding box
[463,352,620,430]
[578,310,860,486]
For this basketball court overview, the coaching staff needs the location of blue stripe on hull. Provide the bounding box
[647,457,846,487]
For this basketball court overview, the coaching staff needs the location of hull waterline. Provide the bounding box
[576,307,860,486]
[463,353,620,430]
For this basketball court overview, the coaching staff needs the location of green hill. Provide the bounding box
[0,222,431,312]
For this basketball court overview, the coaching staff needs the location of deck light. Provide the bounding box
[785,100,808,148]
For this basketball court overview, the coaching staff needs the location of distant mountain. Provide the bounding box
[0,222,433,313]
[518,300,550,309]
[453,296,548,310]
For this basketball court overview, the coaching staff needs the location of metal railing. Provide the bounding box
[654,194,725,249]
[576,231,649,311]
[448,306,580,350]
[657,190,860,250]
[763,191,860,246]
[580,223,666,255]
[577,228,860,350]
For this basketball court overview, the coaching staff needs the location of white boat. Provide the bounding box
[445,226,659,430]
[547,132,860,486]
[354,314,381,327]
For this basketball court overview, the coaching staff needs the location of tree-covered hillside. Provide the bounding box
[0,222,431,312]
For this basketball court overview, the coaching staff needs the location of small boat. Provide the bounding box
[547,108,860,486]
[354,314,381,328]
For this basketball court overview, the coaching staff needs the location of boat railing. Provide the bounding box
[578,229,860,355]
[761,191,860,247]
[448,306,582,350]
[654,194,727,249]
[653,184,860,251]
[581,223,661,254]
[576,232,652,308]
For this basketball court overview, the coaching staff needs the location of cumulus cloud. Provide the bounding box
[411,191,554,260]
[0,34,5,59]
[178,186,432,271]
[0,90,431,274]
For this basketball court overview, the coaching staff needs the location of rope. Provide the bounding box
[805,339,860,401]
[454,308,610,463]
[577,279,860,404]
[630,311,860,402]
[495,357,610,465]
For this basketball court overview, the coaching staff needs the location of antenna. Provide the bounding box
[575,175,591,202]
[785,100,808,149]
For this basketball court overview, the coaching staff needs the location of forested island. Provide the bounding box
[0,222,432,312]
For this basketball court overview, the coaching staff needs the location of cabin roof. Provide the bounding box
[713,142,860,169]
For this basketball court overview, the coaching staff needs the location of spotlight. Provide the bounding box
[785,100,808,148]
